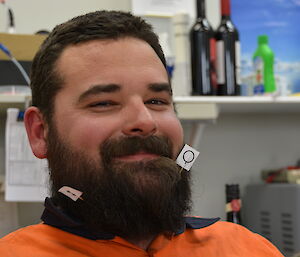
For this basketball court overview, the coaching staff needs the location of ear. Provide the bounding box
[24,106,48,159]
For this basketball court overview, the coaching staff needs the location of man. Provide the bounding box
[0,11,283,256]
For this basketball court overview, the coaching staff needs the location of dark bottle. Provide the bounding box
[215,0,240,95]
[226,184,242,224]
[190,0,217,95]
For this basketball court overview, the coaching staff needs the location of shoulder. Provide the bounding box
[0,224,68,257]
[1,224,49,244]
[202,221,277,246]
[1,223,56,242]
[0,225,38,256]
[181,221,284,256]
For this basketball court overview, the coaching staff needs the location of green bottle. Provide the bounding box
[253,35,276,94]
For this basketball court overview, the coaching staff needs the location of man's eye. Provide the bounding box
[89,101,117,107]
[146,99,168,105]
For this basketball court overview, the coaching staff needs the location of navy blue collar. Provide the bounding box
[41,197,220,240]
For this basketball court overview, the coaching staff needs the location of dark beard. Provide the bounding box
[46,125,191,240]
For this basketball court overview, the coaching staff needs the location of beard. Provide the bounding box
[46,124,191,240]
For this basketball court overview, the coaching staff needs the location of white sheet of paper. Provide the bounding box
[58,186,83,201]
[5,108,48,202]
[132,0,195,17]
[176,144,200,171]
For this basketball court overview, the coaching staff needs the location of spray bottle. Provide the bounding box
[253,35,276,94]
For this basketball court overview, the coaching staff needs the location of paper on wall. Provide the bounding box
[5,108,48,202]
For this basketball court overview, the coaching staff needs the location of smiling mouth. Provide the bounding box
[115,152,159,162]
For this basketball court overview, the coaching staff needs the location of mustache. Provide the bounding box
[101,135,173,161]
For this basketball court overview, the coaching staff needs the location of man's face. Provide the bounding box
[44,38,190,238]
[51,37,183,164]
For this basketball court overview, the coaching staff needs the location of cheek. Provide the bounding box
[158,114,183,156]
[56,117,116,158]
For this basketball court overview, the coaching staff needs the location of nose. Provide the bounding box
[122,100,157,137]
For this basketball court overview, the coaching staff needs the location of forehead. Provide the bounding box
[53,38,170,101]
[53,37,170,102]
[55,37,167,85]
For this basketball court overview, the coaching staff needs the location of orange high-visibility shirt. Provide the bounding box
[0,198,284,256]
[0,222,284,257]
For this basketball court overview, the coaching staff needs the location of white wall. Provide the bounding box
[0,0,131,34]
[186,113,300,220]
[1,0,220,35]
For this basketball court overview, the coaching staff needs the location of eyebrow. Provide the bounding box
[78,84,121,102]
[148,83,172,95]
[77,82,172,103]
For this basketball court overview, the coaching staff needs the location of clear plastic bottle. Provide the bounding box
[253,35,276,94]
[172,13,191,96]
[159,32,174,78]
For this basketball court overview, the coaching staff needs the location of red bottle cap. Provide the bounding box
[221,0,230,16]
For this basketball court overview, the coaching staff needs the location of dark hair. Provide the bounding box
[30,10,166,123]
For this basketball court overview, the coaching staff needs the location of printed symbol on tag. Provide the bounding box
[176,144,200,171]
[58,186,83,201]
[182,150,195,164]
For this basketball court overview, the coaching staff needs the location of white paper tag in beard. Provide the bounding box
[176,144,200,171]
[58,186,83,201]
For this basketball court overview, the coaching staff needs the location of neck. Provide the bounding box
[221,15,230,20]
[197,0,205,18]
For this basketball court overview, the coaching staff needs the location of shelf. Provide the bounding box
[0,94,29,115]
[0,94,28,103]
[174,96,300,114]
[1,95,300,119]
[0,94,219,121]
[175,101,218,121]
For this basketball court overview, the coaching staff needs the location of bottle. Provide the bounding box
[253,35,276,94]
[190,0,217,95]
[225,184,242,224]
[159,32,175,78]
[1,1,16,33]
[215,0,240,95]
[172,13,191,96]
